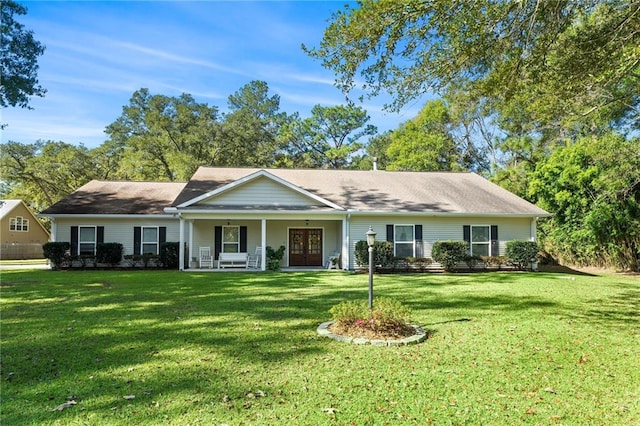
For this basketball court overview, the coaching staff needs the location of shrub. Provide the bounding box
[329,297,411,333]
[329,300,365,325]
[266,245,286,271]
[354,240,369,266]
[354,240,394,268]
[432,241,468,271]
[42,242,70,269]
[392,256,409,271]
[506,241,539,270]
[96,243,124,266]
[481,255,508,269]
[374,241,395,268]
[464,254,482,270]
[159,242,180,269]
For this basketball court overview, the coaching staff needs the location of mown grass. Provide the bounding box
[1,269,638,425]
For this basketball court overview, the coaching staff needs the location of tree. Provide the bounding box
[306,0,640,136]
[528,134,640,271]
[386,100,462,171]
[0,140,96,211]
[279,103,377,168]
[105,89,221,181]
[219,81,289,167]
[1,0,46,109]
[350,131,393,170]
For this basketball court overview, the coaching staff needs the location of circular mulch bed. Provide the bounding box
[317,321,427,346]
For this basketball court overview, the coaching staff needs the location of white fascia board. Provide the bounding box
[177,209,347,218]
[37,214,177,220]
[177,169,344,210]
[346,210,552,218]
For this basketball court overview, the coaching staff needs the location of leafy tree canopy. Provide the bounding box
[279,103,376,168]
[105,88,221,181]
[529,133,640,271]
[1,0,46,109]
[386,100,462,171]
[0,140,96,210]
[306,0,640,136]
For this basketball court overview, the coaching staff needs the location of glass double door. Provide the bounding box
[289,229,323,266]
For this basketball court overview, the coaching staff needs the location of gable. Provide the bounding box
[176,169,344,211]
[0,199,50,240]
[196,175,325,208]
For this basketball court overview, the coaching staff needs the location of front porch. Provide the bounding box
[177,215,348,271]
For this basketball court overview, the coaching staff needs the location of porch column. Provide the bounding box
[188,220,194,269]
[530,217,537,242]
[261,218,266,271]
[50,218,57,242]
[179,216,185,271]
[530,217,538,272]
[342,215,349,270]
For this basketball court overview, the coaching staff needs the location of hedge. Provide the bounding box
[432,241,468,271]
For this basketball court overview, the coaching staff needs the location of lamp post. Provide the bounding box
[366,226,376,310]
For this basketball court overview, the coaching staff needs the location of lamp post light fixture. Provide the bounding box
[366,226,376,310]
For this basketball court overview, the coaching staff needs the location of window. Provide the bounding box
[142,227,159,255]
[470,225,490,256]
[79,226,97,256]
[394,225,415,258]
[9,216,29,231]
[222,226,239,253]
[134,226,165,255]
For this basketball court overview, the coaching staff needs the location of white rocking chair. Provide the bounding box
[199,246,213,269]
[247,246,262,269]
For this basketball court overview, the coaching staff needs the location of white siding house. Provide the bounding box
[40,167,550,270]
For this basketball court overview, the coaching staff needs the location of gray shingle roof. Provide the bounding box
[173,167,549,216]
[41,181,186,215]
[40,168,548,216]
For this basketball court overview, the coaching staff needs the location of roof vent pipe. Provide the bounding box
[372,157,378,171]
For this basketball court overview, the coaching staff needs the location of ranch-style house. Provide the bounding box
[40,167,550,270]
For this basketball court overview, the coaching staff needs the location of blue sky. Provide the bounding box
[2,1,430,149]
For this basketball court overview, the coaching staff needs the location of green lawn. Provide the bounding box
[1,270,638,425]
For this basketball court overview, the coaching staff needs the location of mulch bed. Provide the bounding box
[328,322,417,341]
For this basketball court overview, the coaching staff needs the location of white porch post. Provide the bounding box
[342,215,349,270]
[530,217,538,241]
[179,216,185,271]
[530,217,539,271]
[50,218,57,242]
[261,218,267,271]
[188,220,194,269]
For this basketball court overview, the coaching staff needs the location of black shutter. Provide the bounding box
[240,226,247,252]
[134,227,141,255]
[463,225,471,254]
[97,226,104,244]
[214,226,222,260]
[70,226,78,256]
[159,227,167,244]
[490,225,498,256]
[415,224,423,258]
[386,224,394,242]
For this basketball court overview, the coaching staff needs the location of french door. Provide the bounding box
[289,229,323,266]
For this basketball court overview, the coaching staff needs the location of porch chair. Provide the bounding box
[247,246,262,269]
[199,246,214,269]
[327,252,340,270]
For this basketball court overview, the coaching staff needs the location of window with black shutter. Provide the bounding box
[465,225,498,256]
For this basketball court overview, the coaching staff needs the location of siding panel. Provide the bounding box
[200,177,322,207]
[348,216,534,269]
